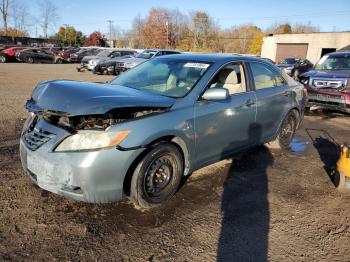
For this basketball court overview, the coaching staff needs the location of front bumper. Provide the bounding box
[307,92,350,113]
[20,119,144,203]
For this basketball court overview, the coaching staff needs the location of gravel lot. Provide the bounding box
[0,64,349,261]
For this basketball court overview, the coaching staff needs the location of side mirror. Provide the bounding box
[202,88,229,101]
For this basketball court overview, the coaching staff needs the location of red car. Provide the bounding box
[300,51,350,113]
[57,47,80,62]
[0,46,27,63]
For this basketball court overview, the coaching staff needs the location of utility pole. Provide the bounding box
[165,20,169,49]
[107,20,113,47]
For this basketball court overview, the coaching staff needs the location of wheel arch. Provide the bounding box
[122,135,191,196]
[273,107,300,140]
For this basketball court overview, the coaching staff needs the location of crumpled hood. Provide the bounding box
[302,70,350,79]
[27,80,175,116]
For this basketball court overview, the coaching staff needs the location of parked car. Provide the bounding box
[300,51,350,113]
[0,46,27,63]
[93,54,136,75]
[78,49,137,72]
[115,49,181,74]
[20,54,305,209]
[70,48,102,63]
[16,48,56,64]
[57,47,80,63]
[277,58,313,79]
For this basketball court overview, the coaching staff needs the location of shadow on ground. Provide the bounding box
[217,123,273,261]
[306,128,340,186]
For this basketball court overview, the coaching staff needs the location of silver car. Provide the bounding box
[20,54,306,209]
[115,49,181,74]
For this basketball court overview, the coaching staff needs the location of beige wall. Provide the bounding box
[261,32,350,64]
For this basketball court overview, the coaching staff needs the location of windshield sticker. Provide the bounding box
[184,63,210,69]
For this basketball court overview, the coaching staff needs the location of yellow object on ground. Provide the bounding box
[335,144,350,191]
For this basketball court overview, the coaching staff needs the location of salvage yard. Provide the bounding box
[0,64,350,261]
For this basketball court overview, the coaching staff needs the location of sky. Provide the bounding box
[26,0,350,36]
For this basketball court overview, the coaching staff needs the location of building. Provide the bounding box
[261,32,350,64]
[0,36,61,47]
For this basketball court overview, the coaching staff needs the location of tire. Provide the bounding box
[130,142,183,209]
[108,66,115,75]
[266,111,297,150]
[0,55,6,63]
[27,57,34,64]
[56,58,63,64]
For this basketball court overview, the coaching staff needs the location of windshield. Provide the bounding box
[96,50,112,57]
[314,54,350,70]
[280,58,299,64]
[136,50,156,59]
[110,59,211,98]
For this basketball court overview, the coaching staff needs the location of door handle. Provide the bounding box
[245,99,255,107]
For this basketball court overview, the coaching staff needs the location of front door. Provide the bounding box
[194,62,257,167]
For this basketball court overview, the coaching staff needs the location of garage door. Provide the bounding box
[275,43,308,63]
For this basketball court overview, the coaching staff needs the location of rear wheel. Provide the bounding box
[27,57,34,64]
[130,142,183,209]
[56,58,63,64]
[0,55,6,63]
[266,111,297,150]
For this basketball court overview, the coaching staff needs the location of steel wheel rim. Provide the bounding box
[144,155,174,198]
[280,116,294,145]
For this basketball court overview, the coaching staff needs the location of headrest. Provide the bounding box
[218,69,238,85]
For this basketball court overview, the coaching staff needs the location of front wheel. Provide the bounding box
[27,57,34,64]
[130,142,183,209]
[0,55,6,63]
[266,111,297,150]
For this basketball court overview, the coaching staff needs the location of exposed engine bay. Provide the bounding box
[31,107,166,132]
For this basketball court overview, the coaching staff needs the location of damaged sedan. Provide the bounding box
[20,54,306,209]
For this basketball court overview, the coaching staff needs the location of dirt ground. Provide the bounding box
[0,63,350,261]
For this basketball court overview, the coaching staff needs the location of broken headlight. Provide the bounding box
[54,130,130,152]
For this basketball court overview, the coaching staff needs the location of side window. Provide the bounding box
[250,63,286,90]
[209,63,246,95]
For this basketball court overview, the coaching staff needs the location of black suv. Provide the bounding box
[93,50,137,75]
[277,58,313,79]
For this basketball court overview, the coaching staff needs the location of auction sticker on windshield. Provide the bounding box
[184,62,210,69]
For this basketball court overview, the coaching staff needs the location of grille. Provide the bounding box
[312,78,346,89]
[116,62,124,67]
[23,128,54,151]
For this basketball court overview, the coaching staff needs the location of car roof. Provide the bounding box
[328,51,350,56]
[155,53,268,63]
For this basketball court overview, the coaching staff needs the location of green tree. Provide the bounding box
[54,26,85,46]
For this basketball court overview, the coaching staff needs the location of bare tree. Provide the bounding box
[0,0,10,34]
[37,0,58,38]
[11,0,30,33]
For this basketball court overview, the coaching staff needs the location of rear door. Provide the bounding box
[248,62,291,142]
